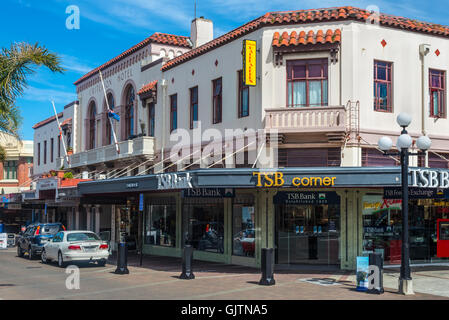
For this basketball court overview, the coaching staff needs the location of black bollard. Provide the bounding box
[114,242,129,274]
[179,245,195,279]
[259,248,275,285]
[367,252,384,294]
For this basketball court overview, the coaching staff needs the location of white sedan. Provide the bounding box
[41,231,110,268]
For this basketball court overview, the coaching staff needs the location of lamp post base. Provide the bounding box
[398,278,414,295]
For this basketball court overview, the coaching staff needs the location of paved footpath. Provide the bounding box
[0,248,447,300]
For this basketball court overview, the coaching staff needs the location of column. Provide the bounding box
[111,205,116,250]
[75,207,79,230]
[86,205,91,231]
[95,205,100,234]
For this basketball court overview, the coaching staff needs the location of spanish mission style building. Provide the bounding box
[29,7,449,270]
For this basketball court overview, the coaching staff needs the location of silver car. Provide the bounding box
[41,231,109,268]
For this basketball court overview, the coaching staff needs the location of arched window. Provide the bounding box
[88,101,96,149]
[124,85,135,139]
[105,93,115,145]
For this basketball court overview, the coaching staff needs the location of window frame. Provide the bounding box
[212,78,222,124]
[286,58,329,108]
[374,60,393,113]
[190,86,199,129]
[429,68,446,118]
[50,138,54,163]
[44,140,47,165]
[148,102,155,137]
[238,70,250,117]
[37,143,41,166]
[170,94,178,133]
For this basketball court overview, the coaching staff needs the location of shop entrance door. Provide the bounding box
[275,193,340,265]
[437,219,449,258]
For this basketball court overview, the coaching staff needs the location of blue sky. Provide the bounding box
[2,0,448,140]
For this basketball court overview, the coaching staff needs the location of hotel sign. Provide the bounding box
[253,172,336,188]
[243,39,257,86]
[410,168,449,188]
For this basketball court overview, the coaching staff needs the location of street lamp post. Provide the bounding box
[378,113,431,295]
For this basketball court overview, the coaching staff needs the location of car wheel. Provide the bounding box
[28,247,34,260]
[57,251,66,268]
[17,245,24,257]
[97,259,106,267]
[41,249,48,264]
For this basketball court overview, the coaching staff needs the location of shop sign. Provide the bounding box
[139,193,144,211]
[157,172,192,190]
[273,191,340,205]
[410,168,449,188]
[7,203,22,210]
[182,188,235,198]
[37,178,58,191]
[384,187,446,199]
[243,39,257,86]
[253,172,336,188]
[356,256,369,291]
[126,182,139,189]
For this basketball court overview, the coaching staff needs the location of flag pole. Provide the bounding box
[51,101,70,165]
[99,70,120,154]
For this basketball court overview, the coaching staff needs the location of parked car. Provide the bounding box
[41,231,109,267]
[16,223,65,259]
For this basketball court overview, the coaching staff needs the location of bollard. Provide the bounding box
[367,252,384,294]
[259,248,275,286]
[114,242,129,275]
[179,245,195,279]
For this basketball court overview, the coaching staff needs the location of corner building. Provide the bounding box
[55,7,449,269]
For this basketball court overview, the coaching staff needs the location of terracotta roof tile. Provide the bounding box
[60,118,72,127]
[74,33,191,85]
[162,6,449,71]
[32,112,63,130]
[137,80,158,95]
[272,29,341,47]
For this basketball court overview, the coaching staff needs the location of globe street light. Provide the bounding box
[377,113,431,295]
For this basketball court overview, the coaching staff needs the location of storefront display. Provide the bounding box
[182,198,224,253]
[232,194,256,257]
[144,198,176,247]
[275,191,340,265]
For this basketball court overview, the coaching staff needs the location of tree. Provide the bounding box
[0,42,64,159]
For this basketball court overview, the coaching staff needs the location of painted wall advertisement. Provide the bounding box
[0,233,7,250]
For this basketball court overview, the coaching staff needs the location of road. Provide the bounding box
[0,248,447,300]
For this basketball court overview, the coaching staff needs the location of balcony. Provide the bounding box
[61,136,156,169]
[264,106,347,142]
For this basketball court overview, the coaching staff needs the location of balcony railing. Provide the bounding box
[60,136,155,169]
[264,106,346,133]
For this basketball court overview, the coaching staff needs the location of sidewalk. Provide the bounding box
[106,251,449,300]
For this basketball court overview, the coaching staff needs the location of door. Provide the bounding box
[437,219,449,258]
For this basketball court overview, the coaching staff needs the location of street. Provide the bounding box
[0,248,448,300]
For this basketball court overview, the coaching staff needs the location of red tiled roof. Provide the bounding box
[32,112,63,129]
[272,29,341,47]
[137,80,158,95]
[162,6,449,71]
[74,33,191,85]
[60,118,72,127]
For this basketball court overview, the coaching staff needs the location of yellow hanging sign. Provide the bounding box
[243,40,257,86]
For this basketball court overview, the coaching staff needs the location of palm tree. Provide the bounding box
[0,42,64,158]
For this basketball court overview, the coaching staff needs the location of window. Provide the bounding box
[212,78,222,124]
[44,140,47,164]
[238,70,249,117]
[88,101,96,149]
[124,85,135,139]
[148,102,155,137]
[144,203,177,247]
[170,94,177,132]
[429,69,446,118]
[50,138,54,163]
[287,59,328,107]
[374,60,393,112]
[105,93,115,144]
[190,87,198,129]
[37,143,40,166]
[3,161,17,180]
[232,195,256,257]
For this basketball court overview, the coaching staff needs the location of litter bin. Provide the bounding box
[367,252,384,294]
[114,242,129,274]
[179,245,195,279]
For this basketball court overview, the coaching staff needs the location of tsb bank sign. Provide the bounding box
[410,168,449,188]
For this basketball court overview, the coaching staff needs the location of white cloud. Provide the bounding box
[60,54,94,74]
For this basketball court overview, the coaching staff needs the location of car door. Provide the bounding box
[48,232,62,259]
[22,226,34,250]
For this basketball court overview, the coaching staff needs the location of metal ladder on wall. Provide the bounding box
[345,100,360,146]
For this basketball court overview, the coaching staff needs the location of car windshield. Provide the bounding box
[40,225,62,235]
[67,232,100,242]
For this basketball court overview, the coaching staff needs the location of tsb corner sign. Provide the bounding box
[410,168,449,188]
